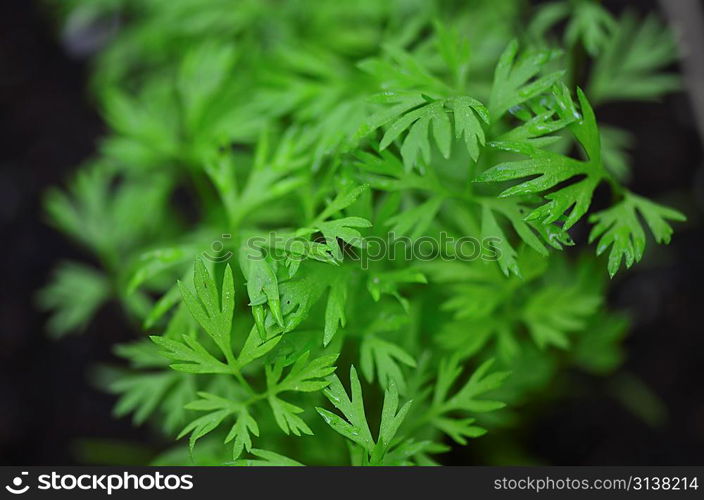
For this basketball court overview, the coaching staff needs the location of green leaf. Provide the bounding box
[179,392,259,456]
[162,375,197,435]
[114,339,170,369]
[381,99,445,168]
[433,19,470,85]
[203,149,239,226]
[232,448,303,466]
[430,358,509,443]
[573,312,629,375]
[268,396,313,436]
[589,193,686,277]
[478,89,604,230]
[564,0,616,56]
[38,262,110,337]
[150,335,231,374]
[489,40,565,120]
[317,367,412,461]
[111,372,177,425]
[448,96,489,161]
[225,408,259,460]
[162,302,198,339]
[127,245,193,295]
[367,268,427,311]
[262,351,337,436]
[318,184,370,221]
[487,198,575,258]
[360,336,416,393]
[522,285,602,349]
[316,366,374,451]
[588,12,680,104]
[494,83,580,147]
[231,127,308,220]
[359,92,426,139]
[324,279,347,346]
[178,259,234,356]
[179,394,236,451]
[481,205,519,277]
[315,216,372,261]
[239,246,284,337]
[276,261,342,332]
[102,88,177,156]
[432,417,486,446]
[177,42,237,131]
[237,327,282,367]
[266,352,338,393]
[359,44,448,96]
[377,379,413,453]
[385,196,444,239]
[379,95,487,169]
[144,283,182,329]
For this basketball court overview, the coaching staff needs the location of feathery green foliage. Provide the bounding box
[43,0,684,465]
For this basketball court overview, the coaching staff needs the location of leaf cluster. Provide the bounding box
[43,0,685,465]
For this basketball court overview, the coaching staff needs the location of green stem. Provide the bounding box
[223,348,256,395]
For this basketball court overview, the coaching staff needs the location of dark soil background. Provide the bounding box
[1,0,702,465]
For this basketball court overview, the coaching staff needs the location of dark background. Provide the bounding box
[1,0,702,465]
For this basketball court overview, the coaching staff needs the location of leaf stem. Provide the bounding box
[223,348,256,395]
